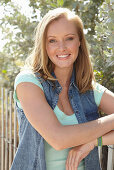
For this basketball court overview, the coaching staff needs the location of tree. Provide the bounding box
[93,0,114,91]
[0,1,35,89]
[0,0,113,91]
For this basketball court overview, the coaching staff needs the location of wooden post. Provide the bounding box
[1,87,4,170]
[107,145,114,170]
[13,101,17,157]
[98,146,102,167]
[9,91,13,169]
[5,89,8,170]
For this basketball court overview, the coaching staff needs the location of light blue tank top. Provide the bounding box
[45,105,85,170]
[13,70,106,170]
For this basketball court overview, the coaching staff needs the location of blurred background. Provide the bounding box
[0,0,114,91]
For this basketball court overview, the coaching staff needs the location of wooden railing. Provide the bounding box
[0,87,114,170]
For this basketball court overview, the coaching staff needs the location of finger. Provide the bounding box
[69,151,78,170]
[66,154,70,170]
[66,151,73,170]
[69,152,75,170]
[73,151,82,170]
[67,154,72,170]
[71,152,77,170]
[74,156,80,170]
[67,150,79,170]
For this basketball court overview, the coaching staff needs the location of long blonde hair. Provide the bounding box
[25,8,95,93]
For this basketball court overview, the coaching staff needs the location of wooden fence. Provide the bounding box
[0,87,18,170]
[0,87,114,170]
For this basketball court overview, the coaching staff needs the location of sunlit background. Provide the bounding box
[0,0,40,50]
[0,0,114,91]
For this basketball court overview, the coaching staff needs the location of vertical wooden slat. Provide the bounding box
[5,89,8,170]
[98,146,102,162]
[9,91,13,169]
[13,100,17,157]
[1,87,4,170]
[107,145,114,170]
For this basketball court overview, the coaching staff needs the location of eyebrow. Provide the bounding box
[47,33,76,38]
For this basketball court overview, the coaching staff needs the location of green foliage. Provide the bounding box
[93,1,114,91]
[57,0,64,6]
[0,0,113,91]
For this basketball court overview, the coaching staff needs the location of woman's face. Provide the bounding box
[46,17,80,70]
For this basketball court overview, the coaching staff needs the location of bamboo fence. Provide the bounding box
[0,87,114,170]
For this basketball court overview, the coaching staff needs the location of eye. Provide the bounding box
[49,39,56,43]
[66,37,74,41]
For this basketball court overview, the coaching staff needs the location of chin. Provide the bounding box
[57,64,73,69]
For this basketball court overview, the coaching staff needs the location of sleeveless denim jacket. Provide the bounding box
[11,69,101,170]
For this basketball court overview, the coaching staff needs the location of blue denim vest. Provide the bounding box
[11,69,101,170]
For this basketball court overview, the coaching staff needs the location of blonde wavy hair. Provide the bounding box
[25,8,95,93]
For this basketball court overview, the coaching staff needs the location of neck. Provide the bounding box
[54,67,73,88]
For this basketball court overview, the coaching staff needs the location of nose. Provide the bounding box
[57,41,66,50]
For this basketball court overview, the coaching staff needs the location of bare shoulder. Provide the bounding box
[16,82,61,149]
[99,89,114,114]
[16,82,54,119]
[16,82,45,105]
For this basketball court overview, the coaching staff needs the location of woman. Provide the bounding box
[11,8,114,170]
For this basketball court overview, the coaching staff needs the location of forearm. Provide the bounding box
[57,114,114,150]
[103,130,114,145]
[65,130,114,169]
[94,130,114,146]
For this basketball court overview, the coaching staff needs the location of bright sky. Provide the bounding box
[12,0,37,18]
[0,0,40,51]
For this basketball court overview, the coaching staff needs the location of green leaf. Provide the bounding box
[57,0,64,6]
[105,0,110,3]
[2,70,7,73]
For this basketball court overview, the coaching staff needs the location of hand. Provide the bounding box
[65,140,96,170]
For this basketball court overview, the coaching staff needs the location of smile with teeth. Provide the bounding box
[57,54,71,58]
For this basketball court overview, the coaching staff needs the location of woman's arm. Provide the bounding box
[101,130,114,145]
[66,131,114,170]
[16,82,114,150]
[99,89,114,114]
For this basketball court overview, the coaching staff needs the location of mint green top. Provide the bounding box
[44,106,85,170]
[14,70,106,170]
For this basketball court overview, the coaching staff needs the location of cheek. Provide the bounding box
[69,40,80,51]
[71,44,79,53]
[46,45,54,56]
[46,47,55,62]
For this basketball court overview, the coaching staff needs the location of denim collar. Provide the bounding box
[47,64,79,92]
